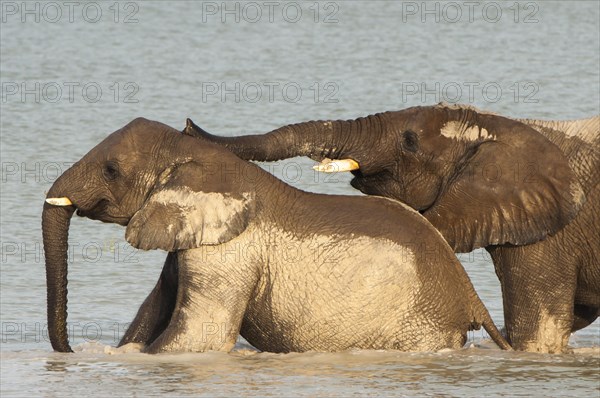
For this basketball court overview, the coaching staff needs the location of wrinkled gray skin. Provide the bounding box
[184,103,599,353]
[43,118,511,354]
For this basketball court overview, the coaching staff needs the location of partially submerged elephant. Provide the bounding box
[184,103,599,353]
[43,118,511,354]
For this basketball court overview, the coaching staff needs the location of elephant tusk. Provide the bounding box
[45,197,73,206]
[313,158,360,173]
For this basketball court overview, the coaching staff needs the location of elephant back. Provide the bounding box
[517,116,600,191]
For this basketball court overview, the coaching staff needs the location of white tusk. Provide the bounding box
[45,197,73,206]
[313,158,360,173]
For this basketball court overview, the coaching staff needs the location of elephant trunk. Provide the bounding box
[42,171,76,352]
[184,114,386,163]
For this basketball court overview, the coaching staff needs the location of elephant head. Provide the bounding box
[183,103,584,252]
[43,118,256,352]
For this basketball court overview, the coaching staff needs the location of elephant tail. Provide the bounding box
[476,308,512,350]
[482,319,512,351]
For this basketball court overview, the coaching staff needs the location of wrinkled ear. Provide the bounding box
[126,162,254,251]
[182,118,209,139]
[425,115,584,252]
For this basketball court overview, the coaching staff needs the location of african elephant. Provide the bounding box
[43,117,511,354]
[184,103,599,353]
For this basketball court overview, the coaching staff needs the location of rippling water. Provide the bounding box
[1,1,598,396]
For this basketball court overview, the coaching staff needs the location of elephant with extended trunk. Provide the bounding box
[43,118,511,354]
[184,103,599,353]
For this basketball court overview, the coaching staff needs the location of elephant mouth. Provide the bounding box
[350,170,391,196]
[76,199,130,226]
[350,170,431,215]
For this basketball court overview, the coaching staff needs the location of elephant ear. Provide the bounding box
[126,162,254,251]
[425,112,585,252]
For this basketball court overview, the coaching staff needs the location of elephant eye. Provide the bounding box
[402,130,419,153]
[102,161,119,181]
